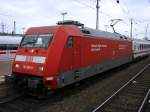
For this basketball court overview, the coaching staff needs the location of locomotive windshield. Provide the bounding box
[20,34,53,48]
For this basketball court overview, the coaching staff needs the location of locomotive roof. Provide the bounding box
[132,38,150,44]
[56,20,129,40]
[81,27,129,40]
[26,25,130,41]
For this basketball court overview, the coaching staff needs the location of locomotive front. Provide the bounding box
[12,26,59,91]
[11,22,82,92]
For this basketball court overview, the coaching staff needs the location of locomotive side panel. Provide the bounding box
[81,37,132,66]
[80,36,132,78]
[56,36,132,88]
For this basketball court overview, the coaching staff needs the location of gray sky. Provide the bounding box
[0,0,150,39]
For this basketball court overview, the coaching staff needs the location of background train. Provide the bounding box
[0,36,22,61]
[132,39,150,59]
[10,21,150,92]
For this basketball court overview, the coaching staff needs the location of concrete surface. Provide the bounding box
[0,60,12,83]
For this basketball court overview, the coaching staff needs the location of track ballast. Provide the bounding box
[93,64,150,112]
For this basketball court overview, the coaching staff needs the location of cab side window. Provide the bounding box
[66,36,73,48]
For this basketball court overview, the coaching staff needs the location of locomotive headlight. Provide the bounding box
[37,66,44,71]
[15,64,20,68]
[33,56,46,63]
[45,77,54,81]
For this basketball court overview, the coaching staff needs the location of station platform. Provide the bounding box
[0,76,5,84]
[0,60,12,84]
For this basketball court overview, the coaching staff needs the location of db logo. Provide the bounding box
[23,65,33,70]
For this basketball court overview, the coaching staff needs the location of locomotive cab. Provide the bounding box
[12,22,83,91]
[12,34,52,90]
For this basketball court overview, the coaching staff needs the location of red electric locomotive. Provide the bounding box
[11,21,133,91]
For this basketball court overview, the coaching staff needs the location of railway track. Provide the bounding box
[0,82,23,104]
[0,76,5,84]
[144,96,150,112]
[0,83,40,112]
[0,95,40,112]
[92,64,150,112]
[138,89,150,112]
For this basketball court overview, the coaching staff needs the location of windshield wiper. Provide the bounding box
[21,40,36,46]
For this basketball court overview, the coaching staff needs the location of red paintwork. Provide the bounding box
[134,49,150,54]
[59,36,132,71]
[0,51,16,54]
[13,25,132,90]
[13,48,47,76]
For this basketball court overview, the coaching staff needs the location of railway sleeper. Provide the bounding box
[124,88,148,93]
[103,105,137,112]
[114,95,142,102]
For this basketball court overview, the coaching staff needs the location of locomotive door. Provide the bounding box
[73,36,81,70]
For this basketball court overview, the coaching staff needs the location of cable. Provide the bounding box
[119,0,148,25]
[73,0,115,18]
[119,0,131,18]
[70,0,138,34]
[0,13,13,17]
[73,0,95,10]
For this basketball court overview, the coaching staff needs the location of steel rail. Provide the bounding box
[0,94,23,104]
[138,89,150,112]
[92,64,150,112]
[0,84,24,104]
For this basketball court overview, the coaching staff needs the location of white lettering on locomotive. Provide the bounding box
[119,44,127,50]
[91,44,107,52]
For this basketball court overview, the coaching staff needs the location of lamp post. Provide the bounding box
[1,23,5,34]
[96,0,100,30]
[116,0,119,3]
[145,24,149,40]
[61,12,67,22]
[22,27,25,34]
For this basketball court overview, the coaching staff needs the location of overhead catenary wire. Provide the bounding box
[71,0,133,35]
[119,0,150,25]
[72,0,131,27]
[73,0,115,18]
[114,0,147,38]
[72,0,137,23]
[0,12,13,18]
